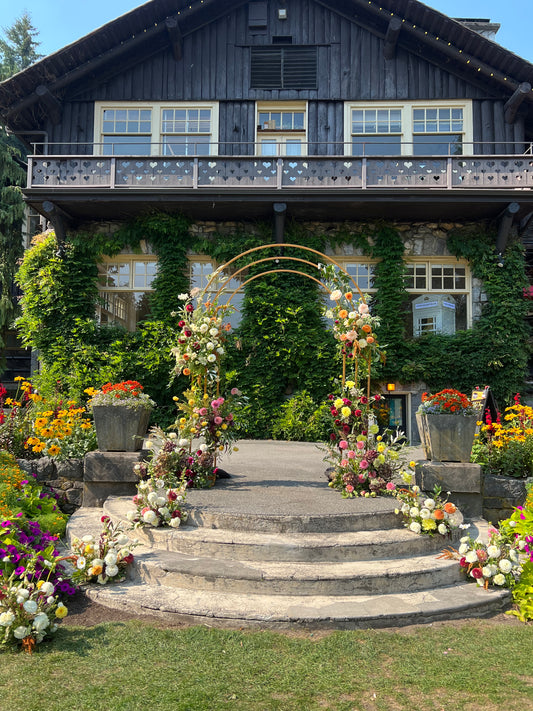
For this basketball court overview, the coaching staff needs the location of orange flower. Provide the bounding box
[366,336,374,344]
[444,502,456,514]
[225,323,232,331]
[183,368,191,376]
[433,509,445,520]
[339,309,348,319]
[362,324,372,333]
[345,292,353,300]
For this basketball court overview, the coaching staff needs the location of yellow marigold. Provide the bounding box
[421,518,437,531]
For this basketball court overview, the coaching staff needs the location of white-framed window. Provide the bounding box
[332,259,377,293]
[95,102,219,156]
[97,256,158,330]
[405,259,471,337]
[256,102,307,156]
[188,258,245,328]
[344,100,472,156]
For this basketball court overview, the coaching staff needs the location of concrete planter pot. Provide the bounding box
[92,406,151,452]
[416,412,477,462]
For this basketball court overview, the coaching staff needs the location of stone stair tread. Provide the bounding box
[82,579,511,629]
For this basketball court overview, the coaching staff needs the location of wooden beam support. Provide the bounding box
[34,85,62,125]
[504,82,532,124]
[165,17,183,61]
[41,200,72,250]
[383,16,402,60]
[496,201,520,254]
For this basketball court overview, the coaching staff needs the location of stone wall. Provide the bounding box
[17,457,84,514]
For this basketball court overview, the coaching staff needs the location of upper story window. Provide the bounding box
[250,46,317,89]
[256,102,307,156]
[95,102,218,156]
[345,101,472,156]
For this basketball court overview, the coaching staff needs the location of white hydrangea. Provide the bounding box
[32,613,50,633]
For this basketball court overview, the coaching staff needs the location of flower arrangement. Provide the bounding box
[0,559,69,653]
[471,395,533,478]
[85,381,155,411]
[174,386,243,456]
[394,484,463,536]
[69,515,138,583]
[171,291,233,379]
[325,381,410,497]
[127,434,190,526]
[418,388,475,416]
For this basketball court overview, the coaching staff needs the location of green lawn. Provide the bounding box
[1,618,532,711]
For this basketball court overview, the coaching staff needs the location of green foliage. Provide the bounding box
[0,12,43,79]
[271,391,333,442]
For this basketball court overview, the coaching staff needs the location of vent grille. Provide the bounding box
[251,46,317,89]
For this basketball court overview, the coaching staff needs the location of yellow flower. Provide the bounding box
[47,444,61,457]
[334,398,344,409]
[55,604,68,619]
[422,519,437,531]
[14,376,25,381]
[32,442,46,453]
[341,406,351,418]
[80,422,92,430]
[84,388,96,397]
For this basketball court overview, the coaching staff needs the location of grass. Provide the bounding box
[1,618,532,710]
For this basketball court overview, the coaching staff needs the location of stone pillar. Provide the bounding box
[83,451,142,507]
[415,460,482,519]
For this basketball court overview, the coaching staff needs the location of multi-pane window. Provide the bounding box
[351,109,402,156]
[96,103,218,155]
[345,101,471,156]
[338,261,377,292]
[405,261,470,337]
[102,109,152,155]
[413,107,464,155]
[161,108,213,156]
[256,104,307,156]
[97,258,157,330]
[189,259,244,328]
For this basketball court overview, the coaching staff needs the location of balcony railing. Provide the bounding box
[27,142,533,191]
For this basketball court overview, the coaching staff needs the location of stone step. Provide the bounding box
[81,579,511,630]
[104,498,455,562]
[128,546,464,596]
[104,495,403,534]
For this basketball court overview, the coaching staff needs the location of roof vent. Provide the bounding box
[453,18,500,40]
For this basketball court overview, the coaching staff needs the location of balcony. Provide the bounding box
[24,142,533,223]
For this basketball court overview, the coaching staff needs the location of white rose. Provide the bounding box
[209,328,219,337]
[401,503,410,514]
[181,511,188,522]
[509,549,519,563]
[409,521,421,534]
[487,545,500,559]
[409,507,419,517]
[465,551,478,564]
[460,536,470,543]
[169,517,182,528]
[358,339,368,349]
[499,559,512,573]
[40,581,54,595]
[142,510,159,526]
[358,303,369,314]
[32,613,50,632]
[178,293,189,300]
[16,588,30,600]
[419,508,431,520]
[458,543,469,555]
[147,491,158,504]
[482,566,494,578]
[199,323,208,333]
[330,289,342,301]
[23,599,38,614]
[217,348,224,355]
[168,432,177,440]
[206,342,215,351]
[437,524,447,535]
[156,496,167,507]
[126,510,138,522]
[423,498,435,510]
[105,564,119,578]
[0,611,15,626]
[348,311,356,319]
[13,626,31,639]
[158,507,170,519]
[47,596,55,605]
[179,438,190,447]
[207,354,216,363]
[104,552,118,566]
[116,534,129,547]
[518,539,527,550]
[493,573,506,586]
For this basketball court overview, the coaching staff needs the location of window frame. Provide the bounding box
[94,102,219,156]
[255,102,308,156]
[344,100,473,156]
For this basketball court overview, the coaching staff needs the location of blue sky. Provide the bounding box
[1,0,531,63]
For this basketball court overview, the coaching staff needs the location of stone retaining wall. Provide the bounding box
[17,457,84,514]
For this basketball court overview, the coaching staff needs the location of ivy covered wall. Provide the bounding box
[14,213,530,438]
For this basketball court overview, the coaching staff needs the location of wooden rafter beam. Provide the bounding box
[383,16,402,60]
[165,17,183,61]
[41,200,72,249]
[504,82,532,124]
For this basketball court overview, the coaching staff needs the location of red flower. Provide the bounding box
[185,303,194,312]
[471,567,483,579]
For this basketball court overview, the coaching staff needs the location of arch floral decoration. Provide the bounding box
[169,245,409,495]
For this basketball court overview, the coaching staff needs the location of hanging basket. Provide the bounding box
[92,406,151,452]
[416,412,477,462]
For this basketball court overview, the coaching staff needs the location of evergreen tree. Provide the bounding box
[0,12,43,79]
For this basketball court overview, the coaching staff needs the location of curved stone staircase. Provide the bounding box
[67,494,510,630]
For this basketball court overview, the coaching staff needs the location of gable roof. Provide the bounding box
[1,0,532,130]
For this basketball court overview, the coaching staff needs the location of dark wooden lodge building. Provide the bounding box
[2,0,533,439]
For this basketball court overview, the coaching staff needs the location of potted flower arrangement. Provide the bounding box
[416,388,478,462]
[85,380,155,452]
[69,515,138,583]
[325,380,410,497]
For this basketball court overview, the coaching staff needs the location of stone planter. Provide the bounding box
[416,412,477,462]
[92,406,151,452]
[482,474,533,523]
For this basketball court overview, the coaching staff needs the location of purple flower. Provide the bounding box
[14,566,25,576]
[1,521,11,528]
